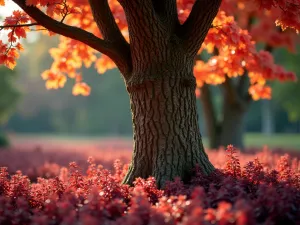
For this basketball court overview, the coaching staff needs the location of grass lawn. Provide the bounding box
[244,133,300,150]
[7,132,300,151]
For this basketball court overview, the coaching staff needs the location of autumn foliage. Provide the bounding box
[0,145,299,224]
[193,0,299,101]
[0,0,299,99]
[1,2,300,223]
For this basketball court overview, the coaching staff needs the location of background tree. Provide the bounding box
[273,47,300,123]
[0,66,20,147]
[4,38,298,136]
[0,0,299,187]
[194,0,298,150]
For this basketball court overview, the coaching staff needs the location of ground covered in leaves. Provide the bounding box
[0,143,299,225]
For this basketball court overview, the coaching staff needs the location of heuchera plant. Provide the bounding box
[0,146,299,225]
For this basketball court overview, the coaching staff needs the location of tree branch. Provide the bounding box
[88,0,127,44]
[12,0,131,75]
[0,23,38,29]
[180,0,221,57]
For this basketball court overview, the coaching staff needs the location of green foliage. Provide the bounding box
[0,67,21,125]
[0,66,20,147]
[272,48,300,122]
[0,132,9,148]
[48,68,132,134]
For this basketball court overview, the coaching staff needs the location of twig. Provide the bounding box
[0,23,39,29]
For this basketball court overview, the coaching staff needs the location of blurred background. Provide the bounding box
[0,0,299,151]
[0,33,299,150]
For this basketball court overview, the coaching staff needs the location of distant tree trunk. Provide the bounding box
[201,91,247,150]
[261,99,275,135]
[200,78,250,151]
[199,17,256,151]
[261,46,275,136]
[200,84,221,149]
[219,98,247,150]
[123,73,214,188]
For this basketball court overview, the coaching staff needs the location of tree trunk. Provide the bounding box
[201,87,247,150]
[219,101,246,150]
[261,99,275,136]
[123,75,214,188]
[115,0,221,189]
[13,0,221,188]
[200,85,221,149]
[201,101,246,150]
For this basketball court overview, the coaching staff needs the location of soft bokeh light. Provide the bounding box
[0,1,39,43]
[0,1,21,41]
[0,0,20,17]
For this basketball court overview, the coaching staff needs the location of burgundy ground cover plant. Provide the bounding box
[0,145,299,225]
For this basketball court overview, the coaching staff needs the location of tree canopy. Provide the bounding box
[192,1,299,149]
[0,0,299,98]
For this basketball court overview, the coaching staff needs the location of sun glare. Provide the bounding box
[0,1,39,43]
[0,0,20,17]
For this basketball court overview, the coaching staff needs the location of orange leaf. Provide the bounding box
[14,27,27,39]
[16,43,24,52]
[5,56,17,70]
[72,82,91,96]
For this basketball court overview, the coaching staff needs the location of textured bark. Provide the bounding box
[123,74,214,188]
[152,0,179,29]
[117,0,220,188]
